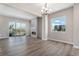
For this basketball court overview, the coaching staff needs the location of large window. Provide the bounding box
[50,16,66,32]
[9,22,26,37]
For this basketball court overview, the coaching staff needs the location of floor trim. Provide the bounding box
[0,37,9,39]
[48,38,73,45]
[73,45,79,49]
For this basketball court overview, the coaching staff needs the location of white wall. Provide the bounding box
[48,7,73,44]
[31,18,38,38]
[0,16,9,38]
[73,4,79,48]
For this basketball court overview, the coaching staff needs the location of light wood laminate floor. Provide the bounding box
[0,36,78,56]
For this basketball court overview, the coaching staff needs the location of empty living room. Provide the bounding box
[0,1,79,57]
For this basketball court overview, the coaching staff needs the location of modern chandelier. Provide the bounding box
[41,3,52,15]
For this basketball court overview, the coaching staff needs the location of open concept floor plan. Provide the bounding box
[0,3,79,56]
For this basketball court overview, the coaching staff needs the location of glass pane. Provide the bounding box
[50,16,66,32]
[20,23,26,35]
[21,23,26,29]
[9,22,16,36]
[9,22,26,36]
[16,23,21,36]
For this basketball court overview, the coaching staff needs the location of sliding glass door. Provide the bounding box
[9,22,26,37]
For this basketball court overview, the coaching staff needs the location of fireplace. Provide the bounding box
[32,32,36,35]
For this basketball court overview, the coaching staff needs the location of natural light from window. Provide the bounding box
[50,16,66,32]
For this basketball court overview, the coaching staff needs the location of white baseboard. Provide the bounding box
[0,37,9,39]
[73,45,79,49]
[48,38,73,45]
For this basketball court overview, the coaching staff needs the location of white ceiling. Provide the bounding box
[0,4,37,20]
[6,3,74,17]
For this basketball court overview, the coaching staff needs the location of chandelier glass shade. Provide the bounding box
[41,3,52,15]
